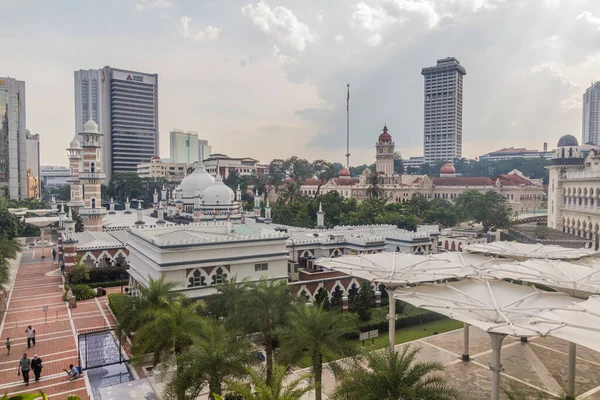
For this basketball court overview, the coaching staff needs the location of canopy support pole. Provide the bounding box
[567,342,576,399]
[462,323,470,361]
[387,289,396,349]
[40,227,46,259]
[489,333,506,400]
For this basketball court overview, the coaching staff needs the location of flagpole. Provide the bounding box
[346,83,350,169]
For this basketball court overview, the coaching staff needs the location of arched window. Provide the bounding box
[90,162,95,173]
[91,198,96,209]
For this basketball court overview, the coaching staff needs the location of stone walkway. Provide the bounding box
[0,246,119,399]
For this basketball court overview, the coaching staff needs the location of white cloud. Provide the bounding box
[334,34,344,42]
[180,17,222,41]
[530,63,581,112]
[575,11,600,27]
[317,11,323,23]
[273,45,295,64]
[241,1,317,52]
[350,2,393,46]
[382,0,440,28]
[135,0,172,11]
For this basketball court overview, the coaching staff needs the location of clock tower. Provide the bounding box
[375,125,395,176]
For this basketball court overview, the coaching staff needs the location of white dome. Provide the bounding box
[69,138,81,149]
[83,120,99,133]
[202,174,234,205]
[179,163,214,198]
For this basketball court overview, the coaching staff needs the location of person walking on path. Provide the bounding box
[25,326,35,348]
[17,353,31,386]
[51,248,56,261]
[5,337,10,355]
[31,354,43,382]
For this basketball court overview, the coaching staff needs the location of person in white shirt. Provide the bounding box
[24,326,35,348]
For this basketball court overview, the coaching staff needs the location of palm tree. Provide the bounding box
[224,364,313,400]
[0,235,19,289]
[332,346,459,400]
[280,304,355,400]
[164,319,253,400]
[366,170,382,199]
[133,300,205,400]
[215,276,249,324]
[503,384,551,400]
[235,278,294,384]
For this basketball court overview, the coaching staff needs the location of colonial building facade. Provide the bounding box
[547,134,600,249]
[301,125,545,213]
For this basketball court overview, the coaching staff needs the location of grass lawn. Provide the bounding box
[296,318,463,368]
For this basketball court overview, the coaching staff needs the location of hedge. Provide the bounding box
[63,284,96,301]
[108,293,132,322]
[88,280,128,289]
[68,267,129,284]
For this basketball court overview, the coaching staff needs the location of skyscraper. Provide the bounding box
[74,69,102,136]
[0,77,28,199]
[170,129,199,165]
[99,66,159,179]
[421,57,466,164]
[583,82,599,146]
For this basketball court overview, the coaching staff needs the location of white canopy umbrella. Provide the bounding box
[464,242,597,260]
[483,259,600,298]
[394,278,586,400]
[24,216,59,259]
[316,252,509,349]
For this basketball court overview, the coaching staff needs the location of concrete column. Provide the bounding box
[462,323,470,361]
[40,227,46,259]
[567,342,576,399]
[375,290,381,308]
[342,296,348,313]
[489,333,506,400]
[387,289,396,349]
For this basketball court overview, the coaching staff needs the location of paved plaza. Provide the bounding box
[0,246,119,399]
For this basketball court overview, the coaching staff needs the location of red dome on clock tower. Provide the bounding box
[378,125,392,143]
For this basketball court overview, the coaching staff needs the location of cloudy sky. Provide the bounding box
[2,0,600,167]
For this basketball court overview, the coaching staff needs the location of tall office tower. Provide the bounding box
[99,66,159,180]
[198,139,212,162]
[74,69,102,137]
[583,82,600,146]
[0,77,28,199]
[421,57,466,164]
[25,130,40,199]
[170,129,199,165]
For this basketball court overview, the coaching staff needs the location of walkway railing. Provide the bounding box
[512,209,548,222]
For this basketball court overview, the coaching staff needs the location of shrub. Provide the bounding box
[88,280,128,289]
[108,293,132,322]
[88,267,128,283]
[64,284,96,301]
[68,262,90,284]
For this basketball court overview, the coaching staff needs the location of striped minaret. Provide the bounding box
[78,120,107,231]
[66,137,85,211]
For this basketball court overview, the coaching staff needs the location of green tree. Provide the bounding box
[0,209,23,239]
[0,236,20,289]
[503,384,550,400]
[394,152,404,174]
[355,280,373,321]
[233,278,294,383]
[68,258,90,283]
[332,346,459,400]
[365,171,382,199]
[455,190,512,231]
[312,160,337,196]
[280,304,355,400]
[376,212,418,231]
[224,364,313,400]
[210,277,249,323]
[164,319,252,400]
[133,300,205,400]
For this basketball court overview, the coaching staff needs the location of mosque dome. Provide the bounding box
[83,120,99,133]
[557,134,578,147]
[202,174,235,205]
[378,125,392,143]
[69,138,81,149]
[339,168,350,177]
[179,163,215,198]
[440,163,456,175]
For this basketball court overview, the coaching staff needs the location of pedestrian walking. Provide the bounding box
[5,337,10,355]
[25,326,36,348]
[17,353,31,386]
[31,354,43,382]
[51,248,56,261]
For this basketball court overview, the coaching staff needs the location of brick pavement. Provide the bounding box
[0,248,118,399]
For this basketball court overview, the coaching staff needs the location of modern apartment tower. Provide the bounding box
[421,57,466,164]
[99,66,159,180]
[74,69,102,136]
[0,77,28,199]
[583,82,599,146]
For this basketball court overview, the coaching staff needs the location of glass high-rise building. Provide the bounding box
[583,82,600,146]
[421,57,466,164]
[99,66,159,179]
[0,77,28,199]
[170,129,199,165]
[74,69,102,137]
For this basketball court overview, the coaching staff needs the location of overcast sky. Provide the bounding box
[2,0,600,167]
